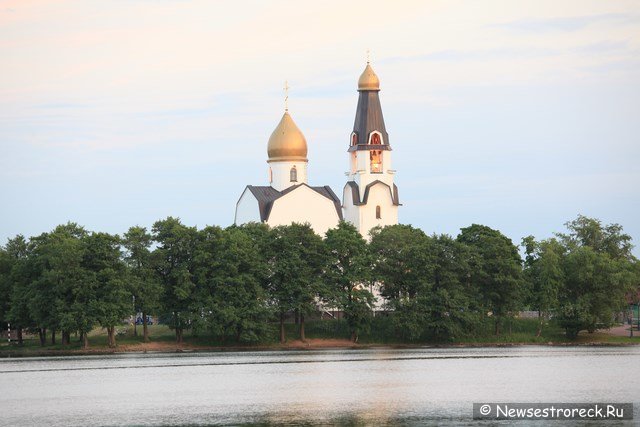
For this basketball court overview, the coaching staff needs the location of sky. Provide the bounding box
[1,0,639,255]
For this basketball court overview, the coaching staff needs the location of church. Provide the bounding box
[234,62,400,237]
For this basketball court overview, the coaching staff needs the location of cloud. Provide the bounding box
[491,13,638,33]
[571,40,631,54]
[381,41,632,65]
[382,47,561,64]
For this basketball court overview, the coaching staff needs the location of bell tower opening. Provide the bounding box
[370,150,382,173]
[369,131,382,145]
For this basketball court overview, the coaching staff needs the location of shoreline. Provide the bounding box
[2,338,638,358]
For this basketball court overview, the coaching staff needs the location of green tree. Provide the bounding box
[370,225,429,302]
[233,222,273,291]
[26,224,88,346]
[371,227,472,342]
[422,234,473,341]
[152,217,198,344]
[370,225,431,340]
[123,226,161,343]
[457,224,523,335]
[522,236,564,336]
[325,221,373,342]
[0,246,16,343]
[559,247,618,337]
[270,223,327,343]
[83,232,131,348]
[559,215,634,260]
[192,225,272,343]
[554,216,638,338]
[5,235,33,345]
[0,248,12,327]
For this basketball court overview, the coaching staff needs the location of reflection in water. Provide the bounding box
[1,347,639,426]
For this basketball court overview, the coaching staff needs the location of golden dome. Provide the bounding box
[358,63,380,91]
[267,111,308,162]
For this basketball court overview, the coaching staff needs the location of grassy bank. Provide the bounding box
[292,317,640,345]
[1,318,639,356]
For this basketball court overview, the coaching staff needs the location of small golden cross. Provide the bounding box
[366,49,370,64]
[283,80,290,112]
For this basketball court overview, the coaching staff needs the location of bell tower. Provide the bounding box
[342,61,400,238]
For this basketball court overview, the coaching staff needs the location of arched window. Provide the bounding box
[369,131,382,145]
[370,150,382,173]
[376,205,381,219]
[351,132,358,146]
[290,166,297,182]
[268,167,273,183]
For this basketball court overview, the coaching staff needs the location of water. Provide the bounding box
[1,346,638,425]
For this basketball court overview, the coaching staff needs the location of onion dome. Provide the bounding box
[357,63,380,91]
[267,111,308,162]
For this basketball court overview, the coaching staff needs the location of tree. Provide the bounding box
[83,232,131,348]
[5,235,33,345]
[370,225,430,302]
[0,248,13,328]
[422,234,473,341]
[559,247,619,337]
[233,222,273,291]
[522,236,564,336]
[554,216,638,338]
[192,225,272,343]
[371,226,472,342]
[26,224,89,346]
[370,225,431,340]
[457,224,523,335]
[270,223,327,342]
[122,226,161,343]
[324,221,373,342]
[152,217,198,344]
[558,215,634,260]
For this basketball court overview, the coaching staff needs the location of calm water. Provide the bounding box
[1,346,638,426]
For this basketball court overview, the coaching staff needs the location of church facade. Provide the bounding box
[234,62,399,237]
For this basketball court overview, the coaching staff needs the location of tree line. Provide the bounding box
[0,215,638,348]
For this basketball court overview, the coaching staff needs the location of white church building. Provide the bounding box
[234,62,400,237]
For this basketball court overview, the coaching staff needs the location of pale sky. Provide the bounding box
[1,0,639,254]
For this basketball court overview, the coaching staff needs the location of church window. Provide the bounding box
[351,132,358,146]
[369,131,382,145]
[376,205,381,219]
[370,150,382,173]
[290,166,297,182]
[269,167,273,183]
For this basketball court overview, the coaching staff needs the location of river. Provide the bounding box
[1,346,638,425]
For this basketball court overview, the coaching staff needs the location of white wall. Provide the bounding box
[269,160,308,191]
[343,181,398,239]
[268,185,340,236]
[358,182,398,239]
[234,188,261,225]
[342,183,360,230]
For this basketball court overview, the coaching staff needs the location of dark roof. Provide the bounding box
[246,186,281,221]
[344,180,400,206]
[242,184,344,222]
[351,90,390,150]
